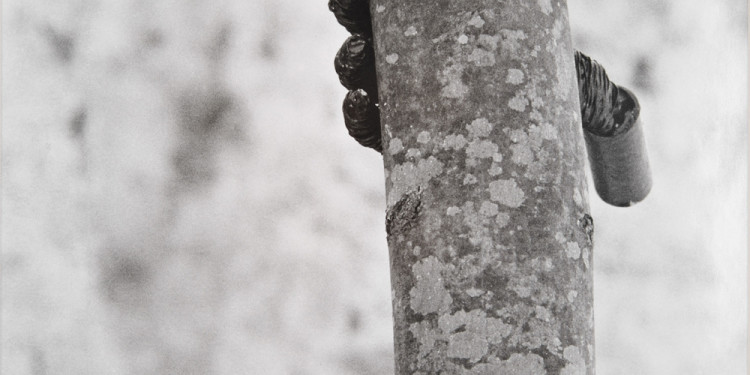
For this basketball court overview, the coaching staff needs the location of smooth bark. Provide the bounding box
[370,1,594,373]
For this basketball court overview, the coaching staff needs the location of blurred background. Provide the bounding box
[1,0,746,374]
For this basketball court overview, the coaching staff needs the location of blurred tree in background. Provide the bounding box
[1,0,746,374]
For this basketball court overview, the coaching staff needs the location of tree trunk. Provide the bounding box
[370,1,594,373]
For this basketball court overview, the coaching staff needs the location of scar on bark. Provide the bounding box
[578,214,594,243]
[386,188,422,237]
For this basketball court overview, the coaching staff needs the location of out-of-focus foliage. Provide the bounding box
[1,0,746,374]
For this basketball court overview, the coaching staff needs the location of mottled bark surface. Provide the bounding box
[370,1,594,373]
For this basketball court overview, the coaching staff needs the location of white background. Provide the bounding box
[2,0,747,373]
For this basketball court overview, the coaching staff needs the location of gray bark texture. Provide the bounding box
[370,1,595,374]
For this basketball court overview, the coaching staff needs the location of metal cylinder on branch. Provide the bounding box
[582,88,651,207]
[575,51,651,207]
[370,1,594,373]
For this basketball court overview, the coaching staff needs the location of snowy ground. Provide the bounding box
[2,0,746,374]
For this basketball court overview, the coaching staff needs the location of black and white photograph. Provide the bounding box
[2,0,747,374]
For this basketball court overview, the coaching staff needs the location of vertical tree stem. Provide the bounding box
[370,1,594,373]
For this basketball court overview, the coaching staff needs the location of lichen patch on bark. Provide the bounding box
[538,0,553,15]
[468,14,485,28]
[499,29,528,56]
[461,201,491,246]
[506,68,525,85]
[439,62,469,99]
[509,129,535,166]
[446,206,461,216]
[466,139,499,160]
[478,201,499,217]
[495,212,510,227]
[463,174,478,185]
[567,290,578,303]
[488,179,525,208]
[387,156,444,207]
[508,92,529,112]
[540,122,558,140]
[468,47,496,66]
[409,308,514,368]
[409,256,453,315]
[389,137,404,155]
[443,133,468,150]
[468,34,501,67]
[565,241,581,259]
[406,148,423,159]
[466,118,493,138]
[417,131,432,144]
[462,353,547,375]
[489,163,503,176]
[560,346,586,375]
